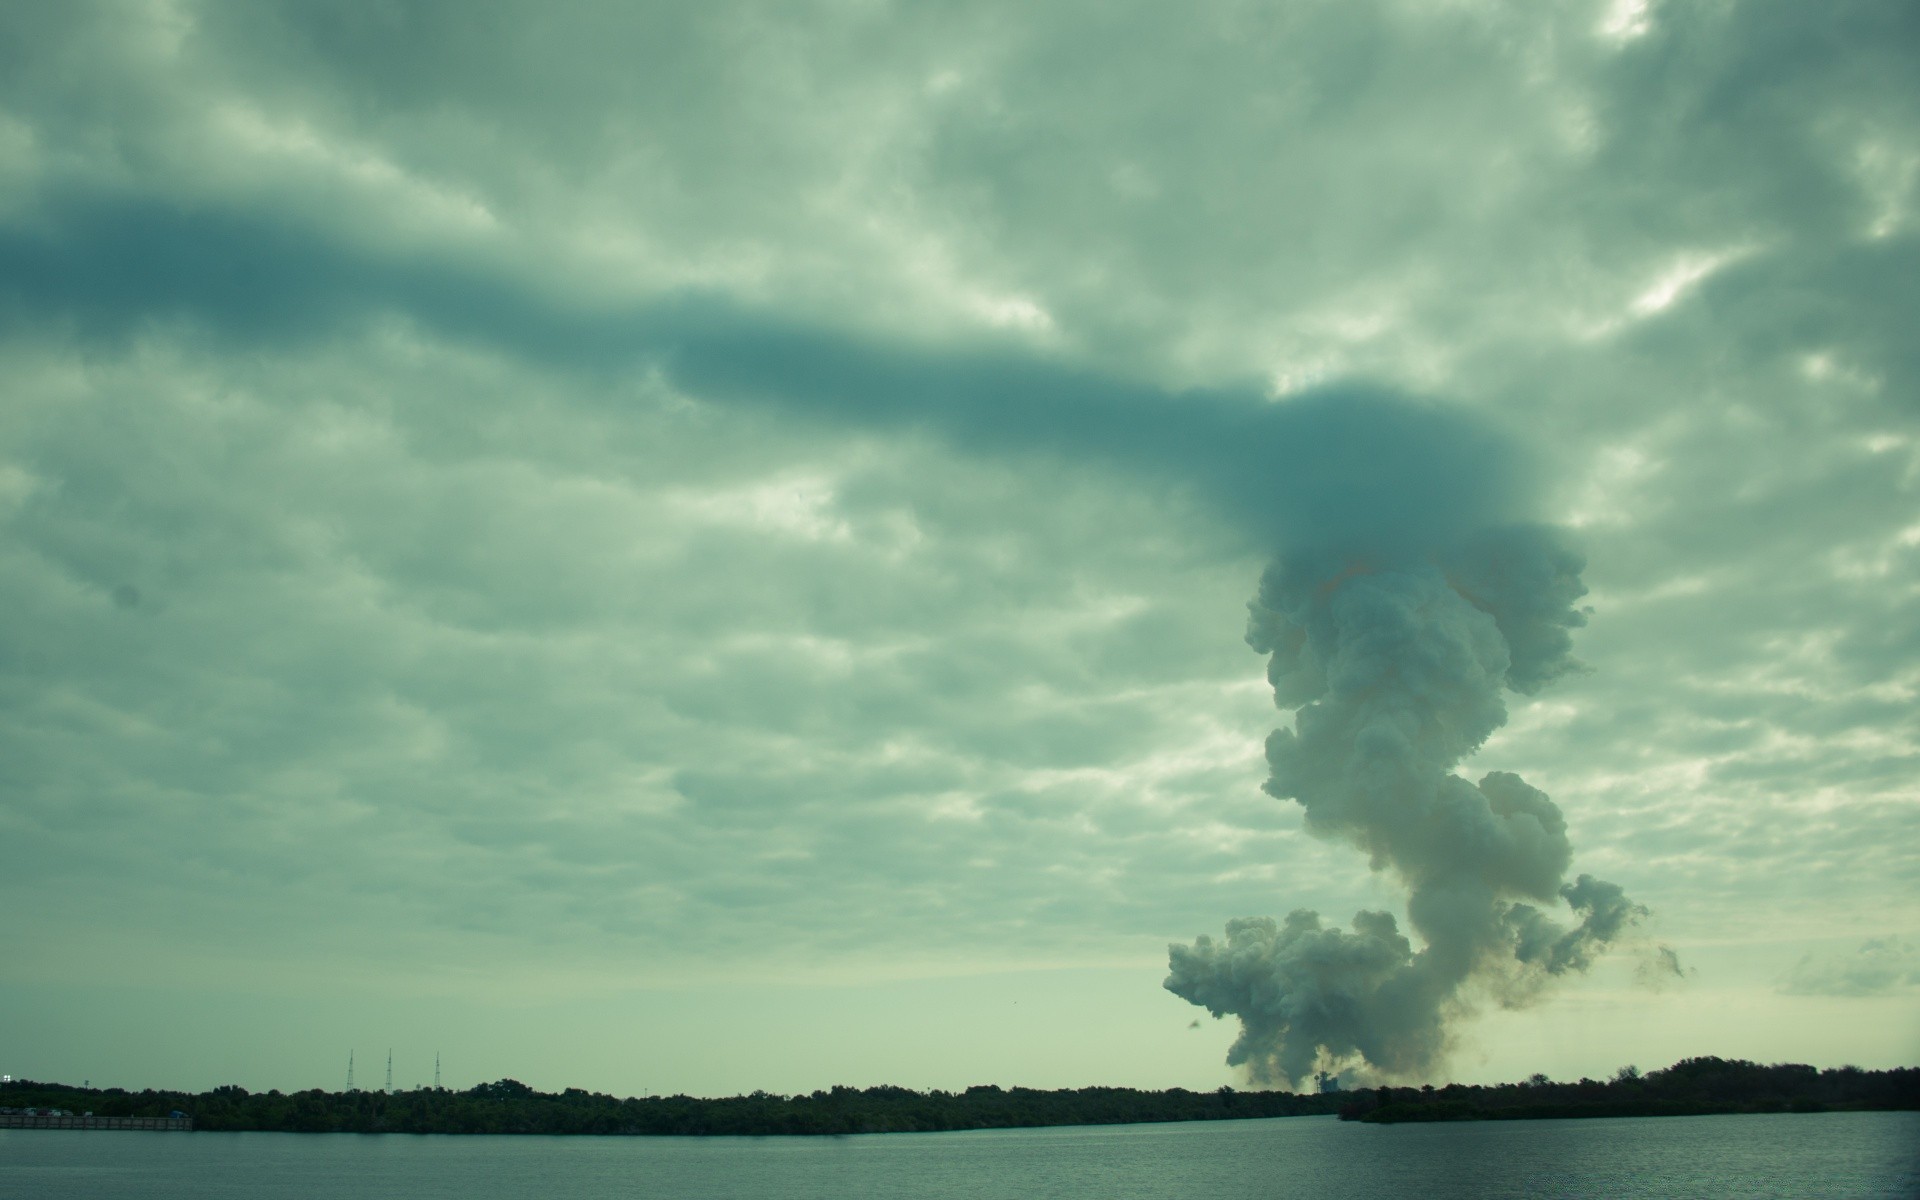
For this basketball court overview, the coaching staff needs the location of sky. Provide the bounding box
[2,0,1916,1099]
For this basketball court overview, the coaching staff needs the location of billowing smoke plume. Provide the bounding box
[0,196,1645,1083]
[1165,478,1647,1089]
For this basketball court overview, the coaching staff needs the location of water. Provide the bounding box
[3,1112,1915,1199]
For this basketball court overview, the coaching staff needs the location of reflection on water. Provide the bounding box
[3,1110,1916,1200]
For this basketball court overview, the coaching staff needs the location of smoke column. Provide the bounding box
[1164,482,1646,1088]
[0,197,1648,1082]
[653,322,1650,1087]
[652,320,1651,1084]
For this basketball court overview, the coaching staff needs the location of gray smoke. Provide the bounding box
[1166,511,1647,1088]
[0,193,1647,1082]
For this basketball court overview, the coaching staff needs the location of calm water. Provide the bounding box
[3,1112,1915,1200]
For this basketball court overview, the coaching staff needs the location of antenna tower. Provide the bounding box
[346,1050,355,1092]
[386,1049,393,1093]
[434,1052,441,1090]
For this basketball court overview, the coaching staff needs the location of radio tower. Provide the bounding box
[346,1051,355,1092]
[385,1050,393,1093]
[434,1052,441,1090]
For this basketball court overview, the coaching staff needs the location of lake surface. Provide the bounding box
[3,1111,1915,1199]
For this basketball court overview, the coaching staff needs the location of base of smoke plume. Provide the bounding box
[1164,878,1652,1090]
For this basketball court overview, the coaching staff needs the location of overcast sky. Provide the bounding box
[2,0,1915,1098]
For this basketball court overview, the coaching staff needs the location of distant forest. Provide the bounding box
[1341,1058,1919,1124]
[1,1077,1341,1135]
[3,1058,1912,1136]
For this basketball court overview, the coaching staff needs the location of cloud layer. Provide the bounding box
[1,0,1915,1091]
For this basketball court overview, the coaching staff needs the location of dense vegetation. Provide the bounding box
[6,1057,1911,1136]
[0,1077,1341,1135]
[1341,1058,1920,1123]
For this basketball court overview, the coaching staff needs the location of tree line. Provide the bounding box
[0,1076,1341,1135]
[1341,1058,1919,1123]
[5,1057,1910,1135]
